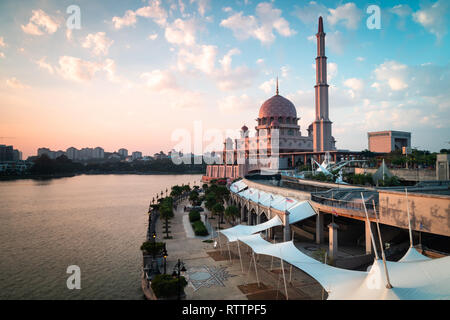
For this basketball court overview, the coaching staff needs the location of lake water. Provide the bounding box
[0,174,201,300]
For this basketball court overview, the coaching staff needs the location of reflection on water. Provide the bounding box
[0,174,201,300]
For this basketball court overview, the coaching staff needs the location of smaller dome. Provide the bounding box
[241,124,248,132]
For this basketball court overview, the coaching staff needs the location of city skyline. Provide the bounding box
[0,0,449,158]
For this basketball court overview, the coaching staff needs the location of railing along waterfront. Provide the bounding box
[310,190,378,217]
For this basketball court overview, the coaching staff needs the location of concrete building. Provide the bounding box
[79,148,93,160]
[37,147,55,159]
[12,149,22,161]
[368,130,411,153]
[118,148,128,158]
[0,145,14,161]
[93,147,105,159]
[66,147,79,160]
[436,154,450,181]
[132,151,143,160]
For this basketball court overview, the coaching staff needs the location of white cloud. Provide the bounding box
[413,0,449,40]
[390,4,412,17]
[6,77,29,89]
[141,69,178,91]
[56,56,115,82]
[344,78,364,91]
[294,1,328,25]
[280,66,290,78]
[218,94,252,113]
[326,30,346,54]
[177,44,217,75]
[219,48,240,72]
[0,37,6,47]
[112,1,168,29]
[373,61,409,91]
[192,0,211,17]
[165,18,197,46]
[148,33,158,40]
[328,62,338,81]
[356,57,365,62]
[259,78,276,94]
[35,57,54,74]
[327,3,362,30]
[135,0,168,26]
[21,9,60,35]
[0,52,4,59]
[82,32,114,56]
[112,10,137,29]
[66,29,73,41]
[220,2,295,45]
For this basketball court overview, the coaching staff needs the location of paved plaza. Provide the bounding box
[154,199,324,300]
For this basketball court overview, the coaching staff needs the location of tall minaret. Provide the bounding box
[313,16,332,152]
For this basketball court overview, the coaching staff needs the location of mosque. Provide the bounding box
[203,17,336,182]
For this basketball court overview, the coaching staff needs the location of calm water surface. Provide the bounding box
[0,174,201,300]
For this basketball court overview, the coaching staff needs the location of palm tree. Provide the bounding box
[212,203,225,227]
[224,205,239,224]
[159,197,174,239]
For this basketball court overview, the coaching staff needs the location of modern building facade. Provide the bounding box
[368,130,411,153]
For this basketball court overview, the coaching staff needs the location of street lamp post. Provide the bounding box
[163,244,168,274]
[172,259,186,300]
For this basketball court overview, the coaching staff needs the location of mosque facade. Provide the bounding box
[203,17,335,181]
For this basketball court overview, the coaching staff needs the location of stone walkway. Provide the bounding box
[154,199,324,300]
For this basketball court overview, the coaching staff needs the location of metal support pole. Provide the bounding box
[372,200,393,289]
[253,252,260,287]
[280,258,288,300]
[237,240,244,273]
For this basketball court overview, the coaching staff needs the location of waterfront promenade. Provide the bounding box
[150,198,324,300]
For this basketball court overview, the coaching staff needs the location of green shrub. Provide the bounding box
[140,241,165,256]
[189,210,201,222]
[192,220,208,236]
[151,274,187,298]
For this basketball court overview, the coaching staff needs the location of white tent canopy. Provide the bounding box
[238,234,367,294]
[230,180,247,193]
[220,216,283,242]
[236,234,450,300]
[220,201,316,242]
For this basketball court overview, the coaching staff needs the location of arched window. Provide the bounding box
[278,117,283,124]
[262,118,266,125]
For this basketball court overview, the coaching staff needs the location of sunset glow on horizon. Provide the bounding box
[1,0,449,158]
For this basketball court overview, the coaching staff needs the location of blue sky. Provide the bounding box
[0,0,449,157]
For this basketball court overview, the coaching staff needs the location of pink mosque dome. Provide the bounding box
[258,94,297,119]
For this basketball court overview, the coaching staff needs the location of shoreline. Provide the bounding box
[0,171,204,181]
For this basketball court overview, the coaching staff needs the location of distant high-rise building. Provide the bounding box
[12,149,22,161]
[118,148,128,158]
[0,145,14,161]
[132,151,143,160]
[37,147,55,159]
[79,148,94,160]
[93,147,105,159]
[54,150,66,159]
[66,147,79,160]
